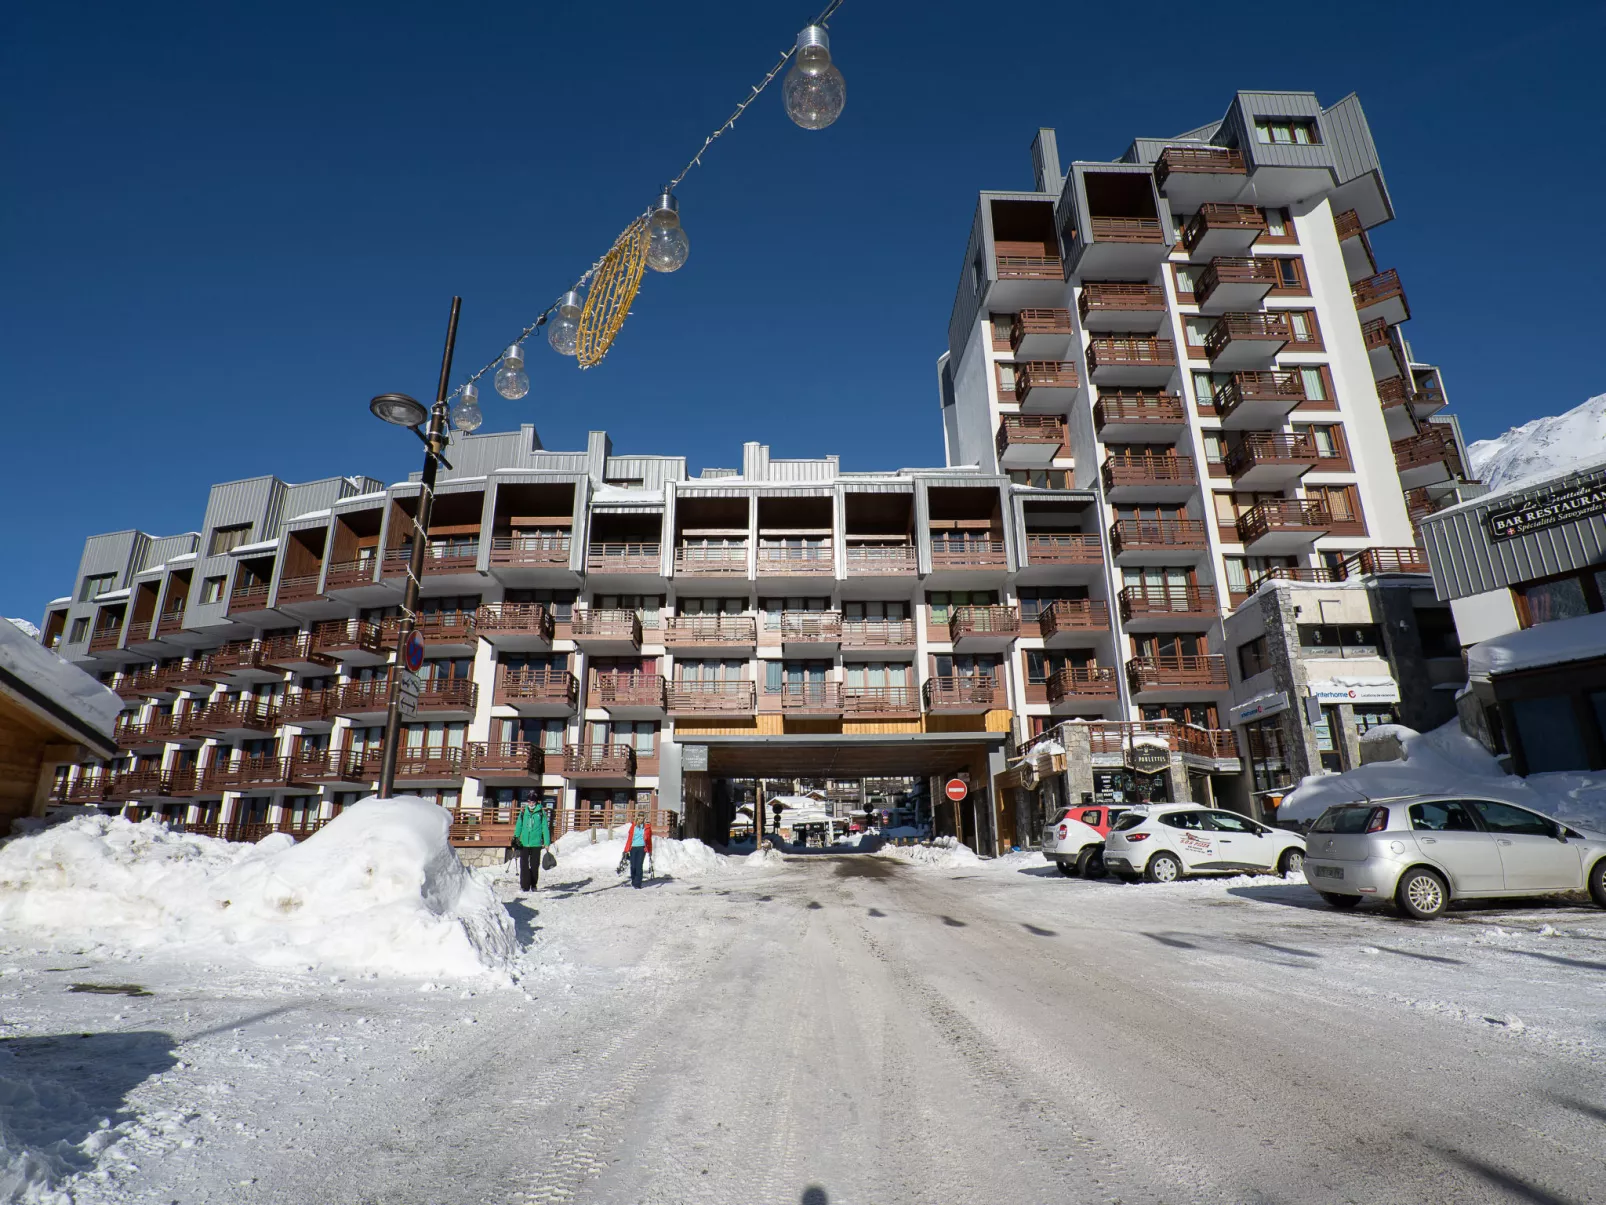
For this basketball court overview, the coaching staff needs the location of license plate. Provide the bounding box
[1312,865,1343,880]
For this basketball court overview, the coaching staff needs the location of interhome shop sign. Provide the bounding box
[1483,474,1606,542]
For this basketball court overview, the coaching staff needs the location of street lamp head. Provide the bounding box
[370,393,429,428]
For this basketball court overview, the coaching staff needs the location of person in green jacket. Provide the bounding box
[513,798,552,891]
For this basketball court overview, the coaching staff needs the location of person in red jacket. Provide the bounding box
[623,819,653,888]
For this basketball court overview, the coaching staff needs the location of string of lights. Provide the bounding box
[441,0,849,432]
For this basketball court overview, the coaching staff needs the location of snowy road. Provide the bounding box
[6,848,1606,1204]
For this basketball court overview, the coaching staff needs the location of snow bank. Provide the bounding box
[0,799,516,978]
[1467,393,1606,493]
[1466,611,1606,679]
[1280,721,1606,832]
[0,619,121,743]
[540,831,778,879]
[877,836,982,870]
[4,618,39,639]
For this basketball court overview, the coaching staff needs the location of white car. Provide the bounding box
[1041,809,1109,878]
[1103,805,1306,883]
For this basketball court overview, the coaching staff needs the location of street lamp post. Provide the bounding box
[369,297,462,799]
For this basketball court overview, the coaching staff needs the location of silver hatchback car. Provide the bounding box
[1302,795,1606,919]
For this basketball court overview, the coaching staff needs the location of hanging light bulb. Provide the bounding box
[645,192,690,273]
[783,25,845,130]
[547,291,583,356]
[493,343,530,400]
[451,382,484,433]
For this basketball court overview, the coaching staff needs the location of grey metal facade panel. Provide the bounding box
[1320,94,1384,187]
[201,478,282,542]
[280,477,360,528]
[435,431,531,480]
[945,205,988,380]
[840,483,914,494]
[764,459,839,482]
[603,456,687,487]
[141,533,200,569]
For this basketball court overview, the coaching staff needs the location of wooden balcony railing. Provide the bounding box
[1127,654,1229,692]
[924,676,1002,711]
[1109,519,1208,555]
[387,749,467,781]
[561,744,637,778]
[1119,585,1218,621]
[103,769,173,802]
[110,669,162,699]
[675,545,749,575]
[1352,269,1407,311]
[663,615,757,646]
[1087,336,1176,372]
[772,682,843,712]
[1015,361,1080,402]
[1205,312,1290,359]
[1392,428,1460,474]
[381,610,478,646]
[1360,316,1393,351]
[194,697,281,734]
[1223,432,1320,479]
[1079,281,1166,320]
[323,558,378,590]
[208,640,279,676]
[88,627,123,653]
[841,685,920,715]
[779,612,843,642]
[1194,256,1276,306]
[553,805,674,840]
[1214,371,1305,419]
[1101,453,1197,490]
[949,605,1020,642]
[227,583,272,615]
[1088,216,1162,243]
[1036,599,1110,638]
[494,669,579,710]
[1009,308,1072,351]
[63,771,114,803]
[570,608,643,645]
[474,602,555,643]
[1333,209,1363,241]
[1154,145,1245,185]
[845,544,917,574]
[1377,376,1437,411]
[384,541,481,576]
[665,680,756,713]
[1177,725,1240,761]
[593,673,666,709]
[1046,666,1120,701]
[757,543,834,574]
[996,414,1066,458]
[929,536,1007,568]
[259,630,332,668]
[995,253,1063,279]
[280,688,339,724]
[586,541,662,573]
[311,618,389,658]
[114,716,169,749]
[336,677,477,714]
[201,755,300,793]
[841,618,916,647]
[161,658,216,691]
[274,572,323,605]
[1236,499,1331,545]
[1347,547,1430,576]
[490,533,570,567]
[465,741,545,778]
[1182,204,1265,254]
[1023,533,1103,565]
[155,609,187,637]
[289,749,366,783]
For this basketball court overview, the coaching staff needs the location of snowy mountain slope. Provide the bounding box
[1466,392,1606,493]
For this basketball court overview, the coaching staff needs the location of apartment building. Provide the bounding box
[939,89,1481,813]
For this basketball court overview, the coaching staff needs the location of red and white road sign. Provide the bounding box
[945,778,968,802]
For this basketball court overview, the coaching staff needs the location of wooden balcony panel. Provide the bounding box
[1352,268,1408,315]
[1086,336,1177,371]
[226,583,272,616]
[63,773,113,804]
[382,611,477,647]
[1078,282,1166,320]
[323,559,378,590]
[1214,371,1306,426]
[1182,204,1266,254]
[757,545,835,575]
[1109,519,1208,556]
[996,414,1067,459]
[384,542,482,576]
[281,689,339,724]
[929,538,1007,568]
[593,674,666,709]
[1119,585,1219,621]
[311,618,390,657]
[494,669,580,710]
[1178,726,1240,761]
[490,534,570,567]
[1093,393,1186,432]
[1392,429,1460,473]
[995,253,1063,279]
[552,805,674,840]
[665,681,757,714]
[1204,312,1290,360]
[194,698,281,734]
[923,676,1002,712]
[475,602,555,642]
[779,612,843,643]
[1194,256,1277,308]
[1024,533,1104,566]
[1088,216,1163,243]
[1101,454,1197,490]
[844,544,917,575]
[1127,655,1229,692]
[1036,600,1111,639]
[88,628,123,653]
[674,546,749,576]
[841,686,921,717]
[104,770,174,802]
[289,750,365,783]
[1347,547,1430,576]
[1009,308,1074,352]
[1224,432,1321,482]
[1015,361,1081,403]
[1154,146,1245,185]
[1046,666,1121,702]
[840,618,916,648]
[1236,499,1332,546]
[561,744,637,778]
[391,750,467,781]
[1333,209,1363,241]
[662,615,758,646]
[948,605,1020,642]
[570,609,643,644]
[274,573,323,605]
[259,631,333,669]
[586,542,663,574]
[772,682,844,713]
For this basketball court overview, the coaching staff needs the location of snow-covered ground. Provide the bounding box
[3,830,1604,1204]
[1467,391,1606,493]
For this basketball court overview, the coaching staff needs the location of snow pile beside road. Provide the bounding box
[0,799,517,978]
[1280,721,1606,832]
[877,836,982,870]
[542,831,778,879]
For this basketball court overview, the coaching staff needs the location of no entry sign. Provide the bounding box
[403,630,426,673]
[945,778,968,803]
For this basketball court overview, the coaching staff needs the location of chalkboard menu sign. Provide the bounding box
[1484,473,1606,542]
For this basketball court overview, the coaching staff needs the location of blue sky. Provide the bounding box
[5,0,1603,620]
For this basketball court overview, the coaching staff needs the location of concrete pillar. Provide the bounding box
[1064,723,1095,805]
[1335,703,1362,771]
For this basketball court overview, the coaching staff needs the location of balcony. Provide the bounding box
[110,668,162,700]
[561,744,637,780]
[162,767,208,798]
[1333,209,1378,282]
[1214,371,1306,430]
[1014,361,1081,412]
[1377,376,1446,438]
[1078,282,1167,331]
[841,618,916,650]
[948,605,1020,649]
[163,657,216,692]
[227,582,272,617]
[382,610,478,653]
[1109,518,1208,560]
[929,535,1007,570]
[675,544,748,577]
[1022,533,1103,567]
[1119,585,1219,629]
[924,676,1002,713]
[385,540,482,579]
[62,771,113,804]
[260,630,335,673]
[1224,432,1321,489]
[490,533,570,569]
[1392,427,1461,489]
[1360,317,1402,383]
[311,618,390,664]
[1181,204,1265,257]
[995,414,1065,468]
[779,611,843,652]
[771,682,844,716]
[1154,145,1246,200]
[474,602,554,650]
[1086,335,1177,386]
[1236,499,1331,554]
[1177,725,1240,766]
[280,688,339,726]
[1036,600,1111,644]
[994,250,1062,282]
[1009,308,1074,358]
[114,716,166,750]
[335,677,477,719]
[290,748,367,784]
[494,668,579,714]
[1205,312,1289,369]
[1089,216,1163,245]
[593,673,666,713]
[665,681,756,715]
[757,543,834,578]
[104,769,174,803]
[1101,453,1197,501]
[387,749,467,784]
[207,640,286,683]
[1047,666,1121,703]
[570,608,642,653]
[194,697,281,737]
[1092,393,1186,442]
[1194,257,1276,313]
[1127,655,1229,695]
[154,608,187,638]
[586,541,662,575]
[841,685,920,720]
[274,572,324,607]
[88,626,123,654]
[201,755,302,794]
[465,741,544,781]
[844,543,917,576]
[663,615,757,651]
[1352,268,1409,327]
[323,557,378,591]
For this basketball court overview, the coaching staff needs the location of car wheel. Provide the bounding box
[1278,849,1305,879]
[1588,858,1606,909]
[1077,847,1108,880]
[1319,891,1362,910]
[1144,852,1183,884]
[1395,867,1449,920]
[1055,860,1078,878]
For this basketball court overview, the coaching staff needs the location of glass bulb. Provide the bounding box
[494,344,529,399]
[784,27,845,129]
[452,397,484,433]
[547,313,579,355]
[646,213,690,273]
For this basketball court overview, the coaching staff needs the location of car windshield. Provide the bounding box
[1312,805,1376,834]
[1158,811,1205,830]
[1408,801,1479,832]
[1111,811,1148,831]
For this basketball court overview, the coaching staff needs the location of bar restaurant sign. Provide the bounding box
[1484,472,1606,542]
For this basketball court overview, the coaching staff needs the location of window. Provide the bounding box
[1267,257,1308,294]
[1204,810,1256,833]
[1009,469,1072,489]
[603,477,645,488]
[1024,649,1094,683]
[79,573,115,602]
[990,313,1015,350]
[1283,309,1322,349]
[1199,432,1227,474]
[1192,370,1231,414]
[1354,706,1397,735]
[1297,366,1332,405]
[1254,117,1320,145]
[1015,587,1085,621]
[1470,800,1558,838]
[1223,557,1251,598]
[1183,317,1214,353]
[1408,801,1480,833]
[1296,423,1343,461]
[69,617,90,643]
[1307,484,1362,530]
[1510,696,1592,773]
[506,587,578,621]
[930,653,1000,679]
[1298,624,1382,658]
[209,525,251,556]
[926,591,997,623]
[1172,264,1201,303]
[1260,208,1295,243]
[1313,705,1345,771]
[1237,636,1271,679]
[1516,577,1591,626]
[1245,718,1294,794]
[199,576,226,604]
[1157,811,1205,830]
[996,362,1018,400]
